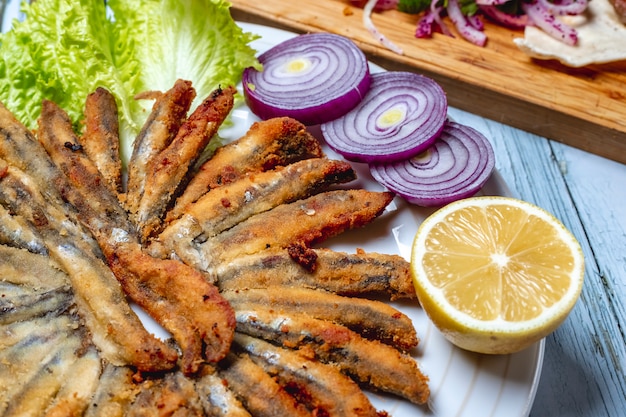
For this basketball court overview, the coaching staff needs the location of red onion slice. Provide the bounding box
[242,33,371,126]
[369,121,495,207]
[320,71,447,163]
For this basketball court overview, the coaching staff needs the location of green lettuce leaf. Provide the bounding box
[0,0,260,162]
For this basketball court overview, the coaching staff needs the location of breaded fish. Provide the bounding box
[126,372,204,416]
[233,333,381,417]
[195,189,394,270]
[0,161,178,373]
[80,87,123,196]
[126,79,195,214]
[83,364,140,417]
[218,353,311,417]
[195,366,252,417]
[233,308,430,405]
[155,158,356,265]
[36,99,235,374]
[167,116,323,223]
[215,247,416,300]
[136,85,236,241]
[223,287,417,351]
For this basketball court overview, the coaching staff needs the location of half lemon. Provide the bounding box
[410,196,584,354]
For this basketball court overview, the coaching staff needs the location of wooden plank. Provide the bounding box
[230,0,626,165]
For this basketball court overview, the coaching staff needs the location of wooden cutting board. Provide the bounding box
[230,0,626,165]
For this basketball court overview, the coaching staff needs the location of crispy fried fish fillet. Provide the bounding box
[83,364,140,417]
[80,87,123,196]
[233,334,381,417]
[223,287,417,351]
[36,99,235,374]
[1,332,100,417]
[167,116,323,223]
[233,308,430,405]
[154,158,356,265]
[0,249,102,417]
[195,189,394,271]
[126,79,195,214]
[126,372,204,417]
[195,366,252,417]
[215,247,416,300]
[219,353,311,417]
[136,85,236,241]
[0,160,177,372]
[0,204,48,254]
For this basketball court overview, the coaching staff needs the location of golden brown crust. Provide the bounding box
[136,86,236,241]
[126,79,196,215]
[168,116,323,223]
[80,87,123,196]
[197,189,394,268]
[35,98,235,375]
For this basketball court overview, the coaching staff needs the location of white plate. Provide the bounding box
[230,21,544,417]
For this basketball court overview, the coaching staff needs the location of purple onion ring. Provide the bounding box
[242,33,371,126]
[320,71,447,163]
[369,121,496,207]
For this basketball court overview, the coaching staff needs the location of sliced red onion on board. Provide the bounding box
[369,121,495,207]
[320,71,447,163]
[242,32,371,126]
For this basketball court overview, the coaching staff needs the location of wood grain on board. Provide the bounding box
[230,0,626,164]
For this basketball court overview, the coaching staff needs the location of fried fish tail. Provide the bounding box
[168,116,323,222]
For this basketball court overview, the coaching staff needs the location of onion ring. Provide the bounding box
[369,121,495,206]
[320,71,447,163]
[242,32,371,125]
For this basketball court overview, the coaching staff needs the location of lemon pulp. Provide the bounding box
[411,196,584,354]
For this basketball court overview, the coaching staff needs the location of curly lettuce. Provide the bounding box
[0,0,260,161]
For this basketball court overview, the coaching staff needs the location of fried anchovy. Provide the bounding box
[233,333,381,417]
[223,287,417,351]
[195,366,252,417]
[168,116,323,223]
[80,87,123,196]
[0,204,48,254]
[127,372,204,416]
[38,345,102,417]
[155,158,356,265]
[215,247,416,300]
[219,353,311,417]
[0,313,94,416]
[136,85,236,241]
[233,308,430,405]
[36,99,235,374]
[126,79,195,214]
[0,103,101,256]
[83,364,140,417]
[195,189,394,271]
[0,161,177,372]
[0,244,69,302]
